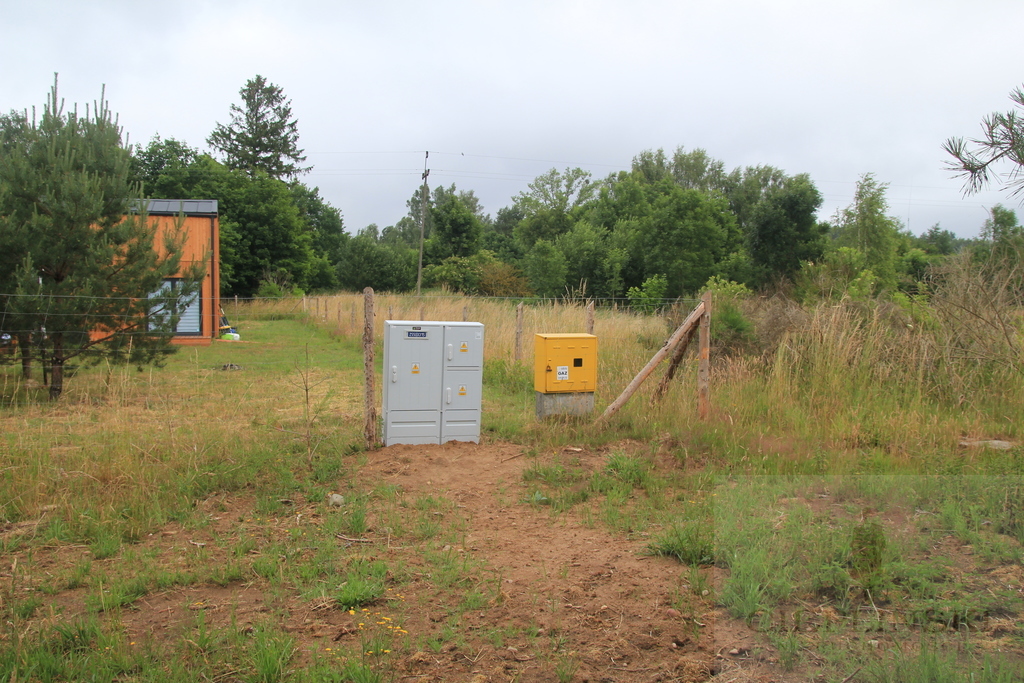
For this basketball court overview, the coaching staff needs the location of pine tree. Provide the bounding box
[945,85,1024,199]
[0,78,201,399]
[207,75,309,180]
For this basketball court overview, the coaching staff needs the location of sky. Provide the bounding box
[3,0,1024,238]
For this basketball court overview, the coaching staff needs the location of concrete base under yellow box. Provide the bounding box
[536,391,595,419]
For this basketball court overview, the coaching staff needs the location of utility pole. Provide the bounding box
[416,151,430,296]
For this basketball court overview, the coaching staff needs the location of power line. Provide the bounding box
[306,150,626,169]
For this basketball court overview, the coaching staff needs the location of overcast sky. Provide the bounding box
[4,0,1024,238]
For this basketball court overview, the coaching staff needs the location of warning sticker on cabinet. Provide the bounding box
[556,366,569,381]
[458,385,467,396]
[411,363,420,374]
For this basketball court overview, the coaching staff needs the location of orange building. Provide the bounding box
[145,200,220,346]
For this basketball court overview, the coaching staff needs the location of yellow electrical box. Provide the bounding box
[534,333,598,393]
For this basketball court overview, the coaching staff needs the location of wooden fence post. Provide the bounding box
[363,288,378,448]
[585,301,595,335]
[698,291,711,420]
[463,305,469,322]
[652,323,698,403]
[594,300,706,426]
[420,305,426,321]
[515,302,524,362]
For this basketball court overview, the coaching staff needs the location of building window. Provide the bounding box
[149,279,201,335]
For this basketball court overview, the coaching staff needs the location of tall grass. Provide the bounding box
[295,291,670,367]
[297,290,1024,469]
[5,287,1024,538]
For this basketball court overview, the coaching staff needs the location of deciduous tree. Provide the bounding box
[746,174,826,284]
[830,174,901,292]
[637,182,736,296]
[217,174,314,297]
[130,135,200,197]
[426,193,482,261]
[337,236,416,292]
[290,182,347,291]
[973,204,1024,263]
[523,240,568,298]
[514,167,595,216]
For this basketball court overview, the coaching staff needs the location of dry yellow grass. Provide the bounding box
[300,292,677,401]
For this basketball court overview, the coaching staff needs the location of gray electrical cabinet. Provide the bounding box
[382,321,484,446]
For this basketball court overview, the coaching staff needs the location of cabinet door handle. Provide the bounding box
[391,365,397,382]
[447,343,453,361]
[446,387,452,404]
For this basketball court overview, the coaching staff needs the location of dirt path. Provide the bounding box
[354,441,727,682]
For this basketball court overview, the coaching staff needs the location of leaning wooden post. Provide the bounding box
[698,291,711,420]
[594,300,705,426]
[652,323,699,403]
[585,301,595,335]
[363,288,378,448]
[515,302,524,362]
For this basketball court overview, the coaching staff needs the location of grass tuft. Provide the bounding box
[647,521,713,565]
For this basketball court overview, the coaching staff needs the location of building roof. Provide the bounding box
[134,199,219,216]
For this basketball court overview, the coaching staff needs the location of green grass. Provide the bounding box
[335,575,386,611]
[866,645,1023,683]
[647,520,713,565]
[247,625,295,683]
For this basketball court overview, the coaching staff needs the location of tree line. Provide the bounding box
[171,78,1022,305]
[130,76,1017,305]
